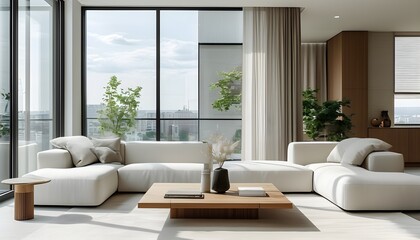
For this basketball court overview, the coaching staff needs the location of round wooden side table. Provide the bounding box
[1,177,50,221]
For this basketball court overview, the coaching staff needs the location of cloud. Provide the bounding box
[87,47,156,73]
[160,38,198,69]
[89,33,142,46]
[87,36,198,73]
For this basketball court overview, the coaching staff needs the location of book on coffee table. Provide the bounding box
[164,190,204,199]
[238,187,267,197]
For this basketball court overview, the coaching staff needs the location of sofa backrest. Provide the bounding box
[287,141,337,166]
[124,141,210,165]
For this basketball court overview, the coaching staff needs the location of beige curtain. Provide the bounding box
[301,43,327,102]
[242,7,301,161]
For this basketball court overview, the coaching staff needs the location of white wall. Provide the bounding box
[368,32,394,125]
[65,0,82,135]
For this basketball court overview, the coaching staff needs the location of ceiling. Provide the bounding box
[79,0,420,42]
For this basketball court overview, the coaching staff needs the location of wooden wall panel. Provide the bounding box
[327,33,343,101]
[327,31,368,138]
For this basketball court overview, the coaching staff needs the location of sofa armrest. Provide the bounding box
[287,141,337,166]
[362,151,404,172]
[37,149,74,169]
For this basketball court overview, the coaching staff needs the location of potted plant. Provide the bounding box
[208,135,239,194]
[302,89,352,141]
[0,91,10,138]
[97,76,142,139]
[210,67,242,111]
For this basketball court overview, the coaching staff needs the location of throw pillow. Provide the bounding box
[91,137,123,163]
[90,147,122,164]
[341,138,392,165]
[50,136,98,167]
[327,138,360,163]
[50,136,91,149]
[65,139,98,167]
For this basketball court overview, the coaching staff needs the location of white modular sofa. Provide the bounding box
[24,140,420,211]
[24,141,312,206]
[288,142,420,211]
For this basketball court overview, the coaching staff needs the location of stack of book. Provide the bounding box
[164,190,204,199]
[238,187,266,197]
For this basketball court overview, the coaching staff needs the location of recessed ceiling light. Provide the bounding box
[334,15,340,19]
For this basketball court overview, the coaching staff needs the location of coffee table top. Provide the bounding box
[138,183,293,209]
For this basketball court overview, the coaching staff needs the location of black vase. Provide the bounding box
[212,167,230,194]
[380,110,391,128]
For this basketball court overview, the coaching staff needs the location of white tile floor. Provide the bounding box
[1,192,420,240]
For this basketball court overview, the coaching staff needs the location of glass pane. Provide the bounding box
[85,10,156,138]
[198,11,243,43]
[0,0,10,192]
[199,120,242,157]
[160,11,198,118]
[394,94,420,124]
[18,0,55,176]
[199,45,242,118]
[395,37,420,93]
[160,120,198,141]
[87,119,156,141]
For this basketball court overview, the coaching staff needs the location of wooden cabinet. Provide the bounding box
[368,127,420,165]
[327,31,368,138]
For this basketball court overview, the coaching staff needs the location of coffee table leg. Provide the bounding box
[14,184,34,221]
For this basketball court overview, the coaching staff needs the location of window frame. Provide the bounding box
[81,7,243,141]
[394,34,420,126]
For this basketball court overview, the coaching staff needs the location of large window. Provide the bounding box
[1,0,63,201]
[0,0,10,194]
[394,36,420,125]
[84,8,242,154]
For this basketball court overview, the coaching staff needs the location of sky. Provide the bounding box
[86,10,199,111]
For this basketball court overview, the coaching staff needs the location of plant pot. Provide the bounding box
[212,167,230,194]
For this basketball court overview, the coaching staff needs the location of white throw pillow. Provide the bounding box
[341,138,392,165]
[91,137,122,163]
[50,136,98,167]
[327,138,360,163]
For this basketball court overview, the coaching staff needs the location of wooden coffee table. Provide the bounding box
[138,183,292,219]
[1,177,50,221]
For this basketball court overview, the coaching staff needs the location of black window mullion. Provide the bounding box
[156,10,161,141]
[10,0,18,179]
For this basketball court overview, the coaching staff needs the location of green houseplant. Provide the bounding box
[302,89,352,141]
[0,91,10,138]
[97,76,142,139]
[210,67,242,111]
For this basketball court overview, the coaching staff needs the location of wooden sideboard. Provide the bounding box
[368,127,420,165]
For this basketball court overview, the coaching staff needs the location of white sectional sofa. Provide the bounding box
[24,139,420,211]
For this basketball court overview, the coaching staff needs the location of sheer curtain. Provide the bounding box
[242,7,301,161]
[301,43,327,102]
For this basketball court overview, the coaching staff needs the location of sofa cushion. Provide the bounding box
[224,161,313,192]
[23,163,122,206]
[117,160,313,193]
[50,136,98,167]
[118,163,203,192]
[362,151,404,172]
